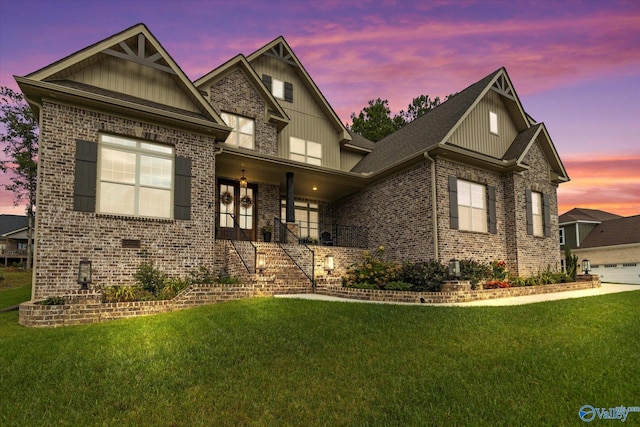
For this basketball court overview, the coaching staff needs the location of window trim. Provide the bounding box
[289,137,322,165]
[559,227,565,245]
[489,111,498,135]
[456,179,488,233]
[96,134,175,219]
[220,112,255,150]
[281,199,319,240]
[531,191,544,237]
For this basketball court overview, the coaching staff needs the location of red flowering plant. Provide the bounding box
[485,260,510,289]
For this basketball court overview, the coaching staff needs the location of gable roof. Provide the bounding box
[15,23,230,139]
[194,54,290,131]
[579,215,640,248]
[351,68,569,183]
[246,36,351,142]
[351,69,502,174]
[559,207,623,223]
[0,215,28,236]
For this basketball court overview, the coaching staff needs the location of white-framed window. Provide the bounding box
[290,137,322,165]
[281,199,319,240]
[531,191,544,236]
[97,134,174,219]
[457,180,487,233]
[272,78,285,100]
[220,113,255,149]
[559,227,565,245]
[489,111,498,135]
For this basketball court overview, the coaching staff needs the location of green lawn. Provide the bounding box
[1,280,639,426]
[0,268,31,309]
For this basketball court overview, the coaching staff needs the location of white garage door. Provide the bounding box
[591,263,640,285]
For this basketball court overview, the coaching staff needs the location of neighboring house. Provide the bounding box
[559,207,622,251]
[0,214,30,267]
[16,24,569,299]
[560,210,640,285]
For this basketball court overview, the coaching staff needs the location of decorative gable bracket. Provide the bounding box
[102,34,177,75]
[263,42,298,67]
[491,74,514,100]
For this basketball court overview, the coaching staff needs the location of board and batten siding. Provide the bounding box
[448,90,517,159]
[67,56,199,113]
[251,56,343,170]
[341,150,367,172]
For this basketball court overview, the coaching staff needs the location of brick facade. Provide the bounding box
[330,148,561,277]
[331,163,434,263]
[33,102,218,299]
[208,69,279,156]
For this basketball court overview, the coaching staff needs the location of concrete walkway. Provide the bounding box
[275,283,640,306]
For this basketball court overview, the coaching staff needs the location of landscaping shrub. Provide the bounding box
[398,260,447,292]
[564,246,578,281]
[459,259,492,289]
[188,266,217,285]
[343,246,400,288]
[134,260,167,295]
[491,260,508,280]
[384,281,414,291]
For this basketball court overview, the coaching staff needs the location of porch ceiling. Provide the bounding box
[215,147,369,201]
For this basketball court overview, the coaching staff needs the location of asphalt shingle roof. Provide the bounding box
[559,208,623,223]
[0,215,28,236]
[579,215,640,248]
[351,68,503,174]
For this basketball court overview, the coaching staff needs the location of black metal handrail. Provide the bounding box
[215,213,257,274]
[292,222,369,248]
[273,217,314,282]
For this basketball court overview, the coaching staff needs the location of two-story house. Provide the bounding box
[16,24,569,299]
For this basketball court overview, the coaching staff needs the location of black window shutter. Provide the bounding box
[262,74,272,93]
[174,156,191,220]
[74,140,97,212]
[284,82,293,102]
[449,175,458,230]
[525,189,533,235]
[543,193,551,237]
[487,185,497,234]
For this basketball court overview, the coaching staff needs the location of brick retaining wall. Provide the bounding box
[19,276,601,327]
[19,279,313,328]
[316,276,601,304]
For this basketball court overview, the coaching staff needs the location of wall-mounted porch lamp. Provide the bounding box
[256,251,266,274]
[448,258,461,279]
[582,259,591,275]
[325,254,335,275]
[239,169,248,188]
[77,258,92,290]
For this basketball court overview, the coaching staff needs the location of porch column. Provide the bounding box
[286,172,295,223]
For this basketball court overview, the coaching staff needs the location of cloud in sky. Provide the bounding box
[0,0,638,216]
[559,156,640,217]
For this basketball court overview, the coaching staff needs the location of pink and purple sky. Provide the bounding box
[1,0,638,217]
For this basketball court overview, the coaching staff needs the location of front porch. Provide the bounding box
[214,215,367,287]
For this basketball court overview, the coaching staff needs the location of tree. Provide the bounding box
[348,94,454,141]
[0,86,39,269]
[397,94,443,123]
[348,98,399,142]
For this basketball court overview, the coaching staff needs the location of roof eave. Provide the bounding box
[17,77,231,140]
